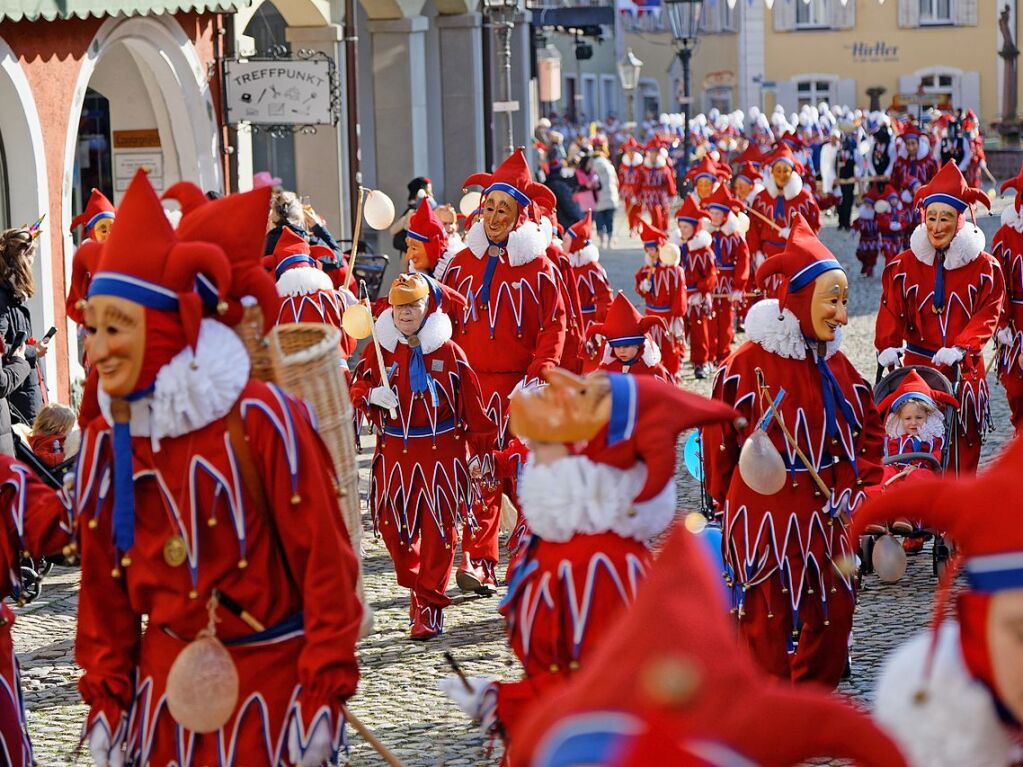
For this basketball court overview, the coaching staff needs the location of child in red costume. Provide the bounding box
[992,166,1023,432]
[617,138,646,234]
[563,211,612,372]
[705,215,885,689]
[76,172,362,767]
[634,219,686,381]
[442,149,567,593]
[875,161,1005,474]
[350,274,496,639]
[875,185,908,267]
[589,292,669,380]
[702,184,751,365]
[853,188,882,277]
[438,369,738,758]
[670,196,717,379]
[638,141,676,231]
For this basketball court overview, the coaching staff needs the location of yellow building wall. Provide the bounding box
[762,3,1000,119]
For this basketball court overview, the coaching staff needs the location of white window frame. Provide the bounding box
[703,85,733,114]
[919,0,953,26]
[600,74,618,120]
[719,0,737,32]
[793,75,836,108]
[796,0,830,30]
[913,66,959,110]
[582,73,599,124]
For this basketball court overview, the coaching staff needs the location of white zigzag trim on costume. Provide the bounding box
[874,624,1018,767]
[763,172,804,201]
[374,308,452,355]
[558,552,646,650]
[277,264,334,296]
[446,260,562,338]
[568,243,600,267]
[910,222,986,269]
[519,455,676,543]
[276,289,344,325]
[97,320,249,445]
[744,300,842,360]
[687,229,713,251]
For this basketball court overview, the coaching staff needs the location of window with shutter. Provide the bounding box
[898,0,921,27]
[796,0,830,29]
[920,0,953,25]
[773,0,797,32]
[955,0,977,26]
[831,0,855,29]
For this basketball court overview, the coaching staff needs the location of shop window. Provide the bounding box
[919,0,952,25]
[72,88,113,243]
[638,79,661,122]
[796,79,833,108]
[796,0,830,29]
[705,86,733,114]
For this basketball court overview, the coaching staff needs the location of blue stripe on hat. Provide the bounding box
[966,553,1023,593]
[88,273,179,311]
[484,182,530,208]
[608,335,645,348]
[642,240,658,248]
[406,229,430,243]
[922,192,968,213]
[787,259,844,293]
[274,254,317,279]
[86,211,115,232]
[888,391,937,413]
[707,202,731,212]
[607,373,638,446]
[195,273,217,309]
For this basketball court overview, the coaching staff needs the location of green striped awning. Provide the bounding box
[0,0,249,22]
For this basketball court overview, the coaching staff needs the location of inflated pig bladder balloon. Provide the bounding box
[738,429,787,496]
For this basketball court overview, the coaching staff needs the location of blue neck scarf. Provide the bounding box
[112,383,156,553]
[933,249,947,314]
[774,195,785,224]
[806,338,859,441]
[479,240,506,307]
[713,232,723,267]
[406,315,439,407]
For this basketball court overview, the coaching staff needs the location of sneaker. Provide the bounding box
[455,554,498,595]
[410,603,444,640]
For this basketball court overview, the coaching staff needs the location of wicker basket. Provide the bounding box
[267,322,371,634]
[233,303,275,382]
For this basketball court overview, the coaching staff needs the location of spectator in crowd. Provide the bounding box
[0,228,48,424]
[0,338,27,456]
[28,403,76,468]
[264,189,341,256]
[590,143,620,247]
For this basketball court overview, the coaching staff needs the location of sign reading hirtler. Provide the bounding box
[224,57,336,126]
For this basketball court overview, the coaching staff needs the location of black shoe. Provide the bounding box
[694,364,706,380]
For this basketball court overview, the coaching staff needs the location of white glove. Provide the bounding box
[511,376,543,398]
[438,676,497,732]
[368,386,399,410]
[287,714,334,767]
[901,189,913,204]
[669,318,686,340]
[89,727,125,767]
[688,293,703,309]
[997,326,1015,346]
[639,278,652,293]
[701,293,712,307]
[877,347,902,368]
[778,227,791,240]
[889,221,901,231]
[932,346,965,367]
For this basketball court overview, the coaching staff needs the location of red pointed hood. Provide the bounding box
[1000,163,1023,213]
[586,291,664,345]
[732,143,763,167]
[914,160,990,213]
[515,523,908,767]
[70,188,115,236]
[673,195,707,230]
[684,156,728,184]
[565,210,593,253]
[734,162,761,186]
[637,219,667,247]
[702,183,739,213]
[266,227,318,280]
[462,147,555,220]
[163,182,281,334]
[876,369,959,415]
[765,143,799,170]
[405,197,449,269]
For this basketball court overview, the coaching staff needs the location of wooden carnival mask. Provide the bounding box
[509,369,612,450]
[83,295,147,397]
[809,269,849,342]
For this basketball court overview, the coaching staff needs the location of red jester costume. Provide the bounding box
[74,172,362,767]
[704,216,884,688]
[438,370,738,761]
[875,161,1004,474]
[441,148,567,591]
[992,166,1023,432]
[671,195,717,377]
[634,219,686,380]
[350,274,496,639]
[746,146,821,269]
[589,292,669,380]
[616,138,646,233]
[638,141,676,231]
[702,184,751,364]
[562,211,612,365]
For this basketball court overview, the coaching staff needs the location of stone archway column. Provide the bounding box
[437,12,485,193]
[284,23,349,237]
[365,14,431,212]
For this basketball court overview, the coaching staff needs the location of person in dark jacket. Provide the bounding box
[263,189,341,256]
[0,228,48,424]
[0,341,29,456]
[545,159,582,227]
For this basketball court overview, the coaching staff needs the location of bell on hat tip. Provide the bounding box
[216,301,229,315]
[120,555,132,567]
[75,299,87,310]
[88,518,99,529]
[684,512,707,534]
[290,494,301,505]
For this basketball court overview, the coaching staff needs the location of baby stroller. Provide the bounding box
[862,363,960,578]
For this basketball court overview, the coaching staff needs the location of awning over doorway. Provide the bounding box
[0,0,250,22]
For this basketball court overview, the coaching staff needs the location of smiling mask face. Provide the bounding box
[809,269,849,342]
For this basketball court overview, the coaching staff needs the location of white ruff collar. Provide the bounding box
[600,339,661,367]
[708,212,740,236]
[687,229,713,251]
[885,409,945,442]
[518,454,675,543]
[276,264,334,296]
[764,172,803,201]
[909,223,986,269]
[1002,204,1023,234]
[97,319,250,445]
[464,219,546,266]
[374,308,452,355]
[568,243,600,267]
[744,299,841,360]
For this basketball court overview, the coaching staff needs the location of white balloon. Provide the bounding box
[459,191,482,217]
[658,242,681,266]
[738,429,787,496]
[736,212,751,235]
[873,534,908,583]
[363,189,396,230]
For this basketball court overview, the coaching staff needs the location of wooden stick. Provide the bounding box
[744,204,784,233]
[361,286,398,420]
[348,187,366,280]
[756,377,833,500]
[983,164,998,185]
[342,706,408,767]
[444,651,475,694]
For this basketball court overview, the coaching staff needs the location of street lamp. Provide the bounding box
[617,48,643,128]
[664,0,702,177]
[484,0,519,160]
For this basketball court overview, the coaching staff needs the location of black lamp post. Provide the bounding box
[484,0,519,160]
[664,0,702,178]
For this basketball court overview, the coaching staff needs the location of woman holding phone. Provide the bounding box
[0,227,48,423]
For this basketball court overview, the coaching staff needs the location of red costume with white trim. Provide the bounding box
[442,149,567,585]
[0,458,73,767]
[704,217,884,688]
[634,220,686,379]
[876,186,909,267]
[671,196,718,370]
[589,292,669,381]
[702,186,751,363]
[638,144,676,232]
[746,147,821,267]
[269,228,358,370]
[992,168,1023,431]
[875,162,1004,474]
[564,211,612,355]
[75,173,362,767]
[349,276,496,637]
[547,240,586,375]
[891,127,939,198]
[617,138,645,233]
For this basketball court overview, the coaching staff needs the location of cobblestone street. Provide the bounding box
[15,209,1014,765]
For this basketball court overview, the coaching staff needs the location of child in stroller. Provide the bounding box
[27,403,76,469]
